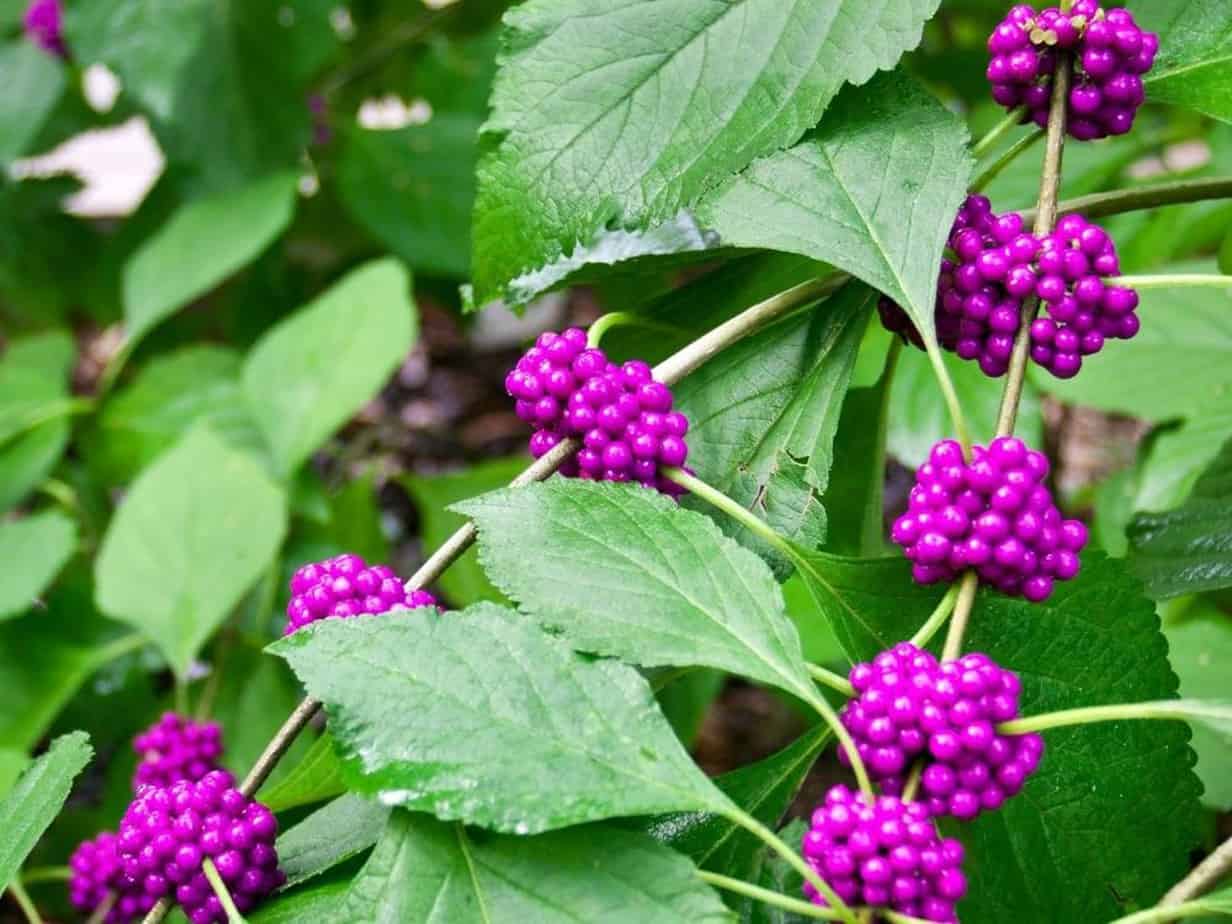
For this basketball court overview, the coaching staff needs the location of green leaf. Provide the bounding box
[338,114,481,278]
[241,259,417,477]
[248,880,349,924]
[92,345,262,484]
[953,555,1202,923]
[1130,437,1232,599]
[657,669,724,749]
[1134,398,1232,513]
[0,511,76,620]
[259,733,347,813]
[697,71,972,349]
[95,426,287,677]
[1034,263,1232,422]
[271,603,733,832]
[746,819,808,924]
[123,172,298,344]
[1140,0,1232,124]
[889,347,1044,469]
[0,329,75,446]
[399,456,526,607]
[0,41,65,163]
[0,418,70,513]
[340,811,733,923]
[1164,602,1232,809]
[278,794,390,888]
[0,750,29,800]
[645,725,829,885]
[457,480,820,706]
[472,0,940,306]
[0,731,91,890]
[674,281,874,556]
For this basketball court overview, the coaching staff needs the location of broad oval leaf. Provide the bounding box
[697,70,973,347]
[339,810,733,923]
[1140,0,1232,124]
[0,511,76,620]
[473,0,940,306]
[95,426,287,677]
[457,480,819,705]
[241,259,417,477]
[271,603,733,833]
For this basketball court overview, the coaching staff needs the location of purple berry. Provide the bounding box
[23,0,66,57]
[69,832,148,923]
[133,713,225,792]
[284,555,439,635]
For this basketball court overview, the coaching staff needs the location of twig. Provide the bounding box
[1161,835,1232,906]
[1022,176,1232,227]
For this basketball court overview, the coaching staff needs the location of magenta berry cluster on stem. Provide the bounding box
[70,832,149,923]
[1029,213,1139,378]
[839,643,1045,821]
[506,328,690,496]
[285,553,437,635]
[116,771,284,924]
[988,2,1157,140]
[23,0,66,57]
[802,785,967,922]
[133,713,225,791]
[892,437,1088,601]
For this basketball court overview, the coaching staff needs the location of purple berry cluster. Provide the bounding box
[506,328,690,496]
[891,438,1088,601]
[1029,213,1139,378]
[133,713,224,790]
[285,553,438,635]
[69,832,150,923]
[839,643,1046,821]
[801,786,967,922]
[116,771,285,924]
[23,0,66,57]
[987,3,1157,140]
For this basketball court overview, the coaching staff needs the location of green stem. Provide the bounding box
[202,858,246,923]
[923,344,971,455]
[971,107,1028,159]
[1024,176,1232,227]
[1109,274,1232,290]
[901,762,924,803]
[1107,901,1228,924]
[807,663,855,698]
[723,806,858,924]
[909,584,962,649]
[7,880,43,924]
[1001,700,1232,735]
[586,311,684,347]
[970,129,1045,192]
[17,867,71,886]
[696,870,842,920]
[660,467,794,559]
[940,571,980,662]
[85,893,117,924]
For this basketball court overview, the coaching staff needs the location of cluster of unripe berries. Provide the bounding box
[285,552,438,635]
[878,196,1137,379]
[802,787,967,922]
[988,3,1157,140]
[892,437,1088,601]
[506,328,690,496]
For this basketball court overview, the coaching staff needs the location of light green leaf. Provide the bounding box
[457,480,820,705]
[1035,263,1232,422]
[95,426,287,677]
[241,259,416,477]
[1130,437,1232,599]
[697,71,973,348]
[0,731,91,890]
[271,604,733,832]
[93,345,262,483]
[340,811,733,923]
[0,511,76,620]
[0,750,29,801]
[399,456,526,607]
[1135,399,1232,513]
[0,40,65,163]
[123,172,298,344]
[0,329,75,446]
[674,281,874,556]
[278,794,390,888]
[338,115,480,278]
[248,880,349,924]
[259,733,346,813]
[1140,0,1232,124]
[0,419,70,513]
[473,0,940,306]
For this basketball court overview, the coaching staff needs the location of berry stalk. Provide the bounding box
[201,859,244,924]
[1028,175,1232,227]
[971,107,1029,159]
[970,128,1045,193]
[7,880,42,924]
[998,699,1232,735]
[1160,835,1232,907]
[696,870,843,921]
[807,663,857,698]
[1107,274,1232,290]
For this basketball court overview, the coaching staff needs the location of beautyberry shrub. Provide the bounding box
[132,713,225,790]
[892,438,1088,601]
[802,785,967,922]
[285,553,437,635]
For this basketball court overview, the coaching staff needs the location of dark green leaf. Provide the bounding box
[122,172,298,344]
[0,511,76,620]
[95,426,287,677]
[259,733,347,813]
[1134,398,1232,513]
[472,0,940,305]
[657,669,724,749]
[1140,0,1232,124]
[458,480,819,705]
[674,281,874,556]
[340,811,733,923]
[0,419,70,513]
[241,259,417,477]
[0,731,91,890]
[248,880,349,924]
[278,794,390,888]
[0,40,65,163]
[1130,437,1232,599]
[0,329,75,446]
[746,819,808,924]
[271,603,733,832]
[697,71,972,348]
